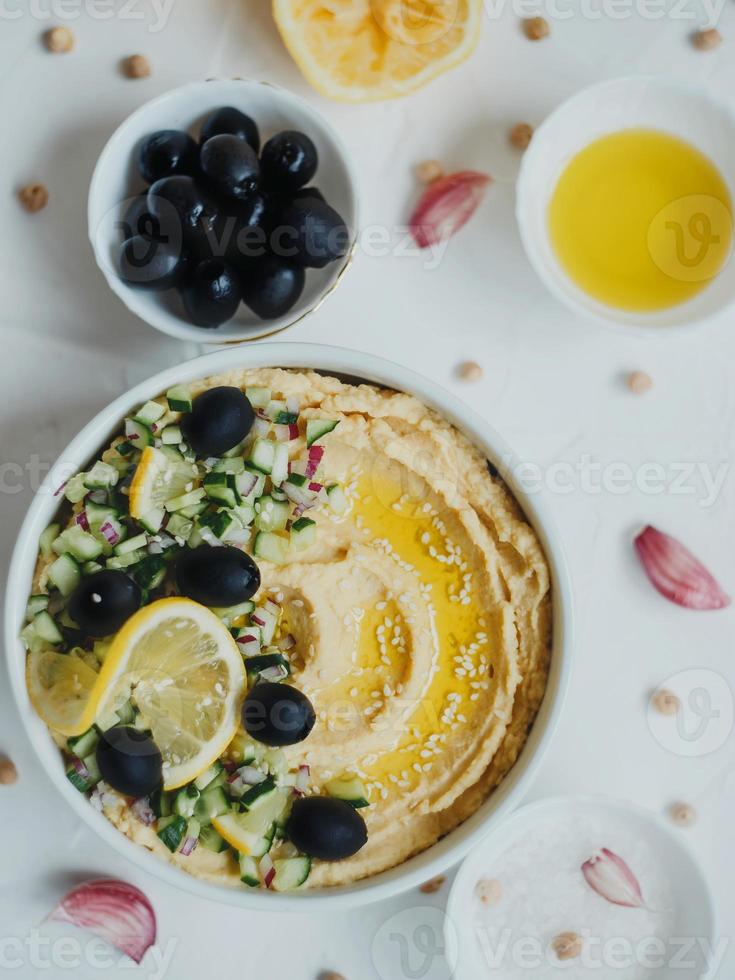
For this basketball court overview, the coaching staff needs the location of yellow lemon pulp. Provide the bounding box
[128,446,198,520]
[27,649,101,736]
[549,129,733,312]
[272,0,482,102]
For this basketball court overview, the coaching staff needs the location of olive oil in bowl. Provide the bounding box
[549,129,733,313]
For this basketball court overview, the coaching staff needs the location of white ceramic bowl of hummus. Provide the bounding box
[5,343,572,910]
[88,80,359,344]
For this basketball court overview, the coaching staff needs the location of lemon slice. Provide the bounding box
[212,789,291,854]
[128,447,198,520]
[27,649,101,737]
[94,598,246,789]
[272,0,482,102]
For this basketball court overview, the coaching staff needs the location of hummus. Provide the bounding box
[31,368,552,889]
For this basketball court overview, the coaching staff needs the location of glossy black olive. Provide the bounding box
[175,545,260,606]
[286,796,367,860]
[67,570,141,637]
[118,235,187,290]
[199,106,260,153]
[119,194,164,242]
[138,129,198,184]
[146,175,218,254]
[274,198,350,269]
[96,726,163,797]
[180,259,241,328]
[241,254,304,320]
[222,193,270,267]
[291,186,325,204]
[200,134,260,202]
[181,385,255,456]
[241,682,316,746]
[260,130,318,193]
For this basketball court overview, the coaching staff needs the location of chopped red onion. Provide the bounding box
[179,836,198,857]
[147,541,163,555]
[305,446,324,479]
[131,798,155,826]
[259,853,275,889]
[276,633,296,652]
[54,480,68,497]
[99,521,120,546]
[239,766,267,785]
[75,511,90,531]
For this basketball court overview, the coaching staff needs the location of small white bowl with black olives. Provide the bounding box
[88,79,359,344]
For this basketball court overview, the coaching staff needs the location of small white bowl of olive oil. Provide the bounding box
[517,76,735,333]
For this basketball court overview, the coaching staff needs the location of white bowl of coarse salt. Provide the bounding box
[446,796,717,980]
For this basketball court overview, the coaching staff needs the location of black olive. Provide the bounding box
[286,796,367,860]
[119,194,165,242]
[176,545,260,607]
[181,385,254,456]
[67,570,141,638]
[96,726,163,797]
[199,106,260,153]
[241,682,316,746]
[180,259,241,328]
[241,255,305,320]
[200,134,260,202]
[274,198,350,269]
[118,235,187,291]
[146,175,219,254]
[138,130,198,184]
[260,130,318,193]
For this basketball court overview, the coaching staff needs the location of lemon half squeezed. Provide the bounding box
[272,0,483,102]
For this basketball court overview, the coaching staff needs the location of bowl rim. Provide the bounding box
[4,342,573,910]
[516,74,735,339]
[446,793,719,980]
[87,78,360,345]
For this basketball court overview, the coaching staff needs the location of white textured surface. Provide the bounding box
[1,1,734,977]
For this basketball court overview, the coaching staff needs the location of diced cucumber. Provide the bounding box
[199,824,229,853]
[211,600,254,627]
[306,418,339,448]
[131,555,167,591]
[135,400,166,427]
[195,785,230,824]
[212,456,245,475]
[255,496,291,533]
[166,513,194,540]
[286,472,307,488]
[116,440,137,457]
[173,784,201,818]
[157,814,187,852]
[194,760,225,791]
[270,443,289,487]
[166,385,193,413]
[33,610,63,644]
[115,699,136,725]
[250,603,279,646]
[226,733,264,766]
[150,789,173,818]
[272,856,311,891]
[160,425,183,445]
[67,727,99,758]
[200,511,237,542]
[253,531,289,565]
[203,472,238,509]
[66,761,95,793]
[177,502,207,519]
[245,386,271,409]
[245,652,290,681]
[64,474,89,504]
[85,500,120,526]
[91,516,126,554]
[83,461,119,490]
[325,775,370,809]
[232,503,255,528]
[125,418,153,448]
[248,438,276,475]
[235,470,266,503]
[164,487,206,513]
[240,776,277,811]
[114,533,147,556]
[239,853,260,886]
[263,399,287,421]
[290,516,316,551]
[326,484,349,516]
[82,560,104,575]
[48,553,81,596]
[274,410,298,425]
[39,524,60,559]
[52,526,104,562]
[26,594,49,621]
[106,549,146,570]
[182,817,201,849]
[139,508,165,534]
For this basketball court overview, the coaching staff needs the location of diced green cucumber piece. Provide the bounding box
[240,776,277,811]
[131,555,167,591]
[53,526,104,562]
[272,856,312,891]
[274,410,298,425]
[245,652,290,680]
[245,386,271,409]
[326,483,349,516]
[194,761,225,791]
[48,553,81,596]
[173,784,201,818]
[139,508,165,534]
[83,461,119,490]
[254,496,291,533]
[166,385,193,413]
[203,472,238,509]
[253,531,289,565]
[115,699,136,725]
[33,610,63,644]
[195,785,230,824]
[325,775,370,808]
[236,470,266,502]
[116,440,137,457]
[290,516,316,551]
[125,418,153,448]
[39,524,60,559]
[210,600,254,626]
[226,734,264,767]
[198,510,237,541]
[177,502,207,519]
[66,761,96,793]
[85,500,121,526]
[248,438,276,475]
[106,549,146,570]
[64,474,89,504]
[134,400,166,427]
[26,594,49,621]
[232,503,255,528]
[306,418,340,448]
[91,516,126,554]
[160,425,183,445]
[114,533,147,556]
[212,456,245,475]
[166,513,194,540]
[67,727,99,758]
[270,443,289,487]
[150,789,173,818]
[82,560,104,575]
[164,487,206,513]
[286,472,307,488]
[239,853,260,886]
[199,824,229,853]
[157,814,187,852]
